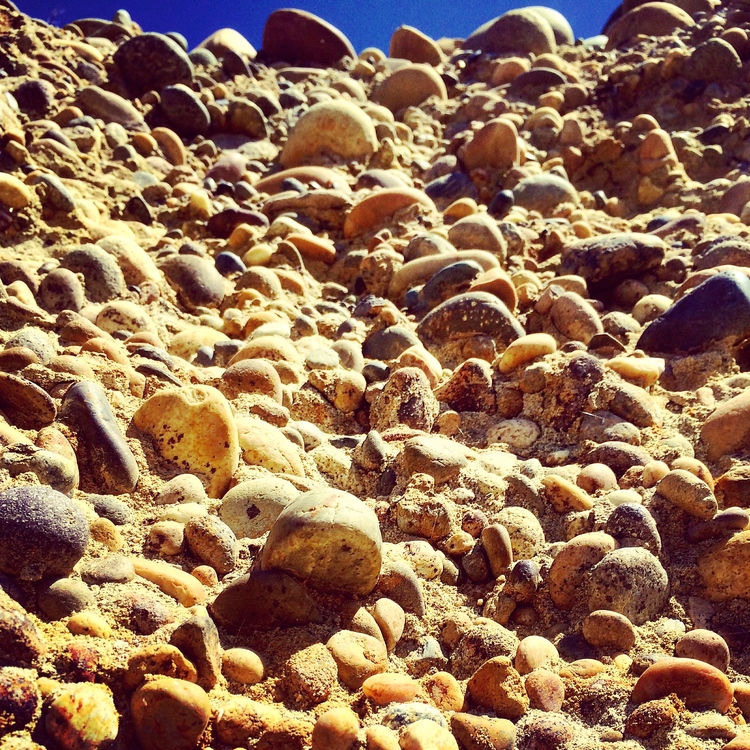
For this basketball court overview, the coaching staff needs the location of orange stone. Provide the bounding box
[344,188,436,239]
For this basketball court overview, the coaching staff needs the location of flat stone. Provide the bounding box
[467,656,529,720]
[402,435,469,484]
[60,381,138,494]
[133,385,239,498]
[262,8,355,65]
[261,488,382,595]
[344,187,435,239]
[77,85,145,128]
[196,27,256,59]
[0,372,56,429]
[114,33,194,95]
[675,629,731,672]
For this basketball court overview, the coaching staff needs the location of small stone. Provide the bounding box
[77,85,145,127]
[283,642,337,704]
[0,173,32,209]
[262,8,356,65]
[170,612,222,689]
[114,33,193,95]
[88,494,135,525]
[625,697,679,738]
[524,669,565,712]
[133,385,239,498]
[131,678,210,750]
[60,245,125,302]
[522,715,575,750]
[402,435,469,484]
[281,101,377,168]
[37,579,94,620]
[131,558,207,607]
[0,486,89,581]
[467,656,529,720]
[37,269,84,313]
[312,707,359,750]
[222,647,264,685]
[582,610,636,651]
[372,65,447,113]
[605,502,662,555]
[699,531,750,601]
[0,372,56,430]
[160,255,227,312]
[389,25,444,65]
[550,292,603,344]
[67,611,112,638]
[400,719,458,750]
[512,174,578,216]
[0,667,39,731]
[363,673,420,704]
[45,683,118,750]
[702,390,750,462]
[436,359,496,413]
[155,475,207,506]
[372,598,405,652]
[515,635,558,675]
[464,9,557,56]
[378,559,426,616]
[675,630,730,672]
[423,672,464,712]
[213,696,282,746]
[219,476,299,539]
[124,644,198,691]
[344,188,435,239]
[60,381,139,495]
[326,629,388,690]
[160,84,210,136]
[451,713,515,750]
[606,2,694,49]
[80,554,134,584]
[657,469,718,519]
[542,474,594,512]
[184,515,238,575]
[587,547,669,625]
[632,657,733,713]
[382,702,447,730]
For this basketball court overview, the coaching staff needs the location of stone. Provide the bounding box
[372,65,447,113]
[60,245,125,302]
[262,9,356,65]
[686,39,742,83]
[448,214,507,261]
[524,669,565,712]
[639,271,750,354]
[467,656,529,720]
[363,673,419,704]
[114,33,194,95]
[606,2,694,49]
[124,644,198,690]
[512,173,578,216]
[131,558,207,607]
[464,9,557,56]
[210,569,322,632]
[131,678,210,750]
[236,418,304,476]
[45,683,118,750]
[0,173,32,209]
[160,255,227,311]
[37,269,84,313]
[451,713,515,750]
[582,610,636,651]
[0,372,56,430]
[402,435,469,484]
[676,630,730,672]
[632,657,733,713]
[134,385,239,497]
[184,515,238,575]
[77,85,145,127]
[284,643,338,704]
[345,188,436,239]
[588,547,669,625]
[459,118,520,173]
[450,622,520,680]
[702,390,750,462]
[326,630,388,689]
[170,613,222,689]
[0,486,89,580]
[261,488,381,595]
[699,531,750,601]
[550,292,603,344]
[197,27,256,58]
[0,667,39,731]
[312,707,359,750]
[160,84,211,136]
[219,476,299,539]
[222,647,264,685]
[400,719,458,750]
[389,26,444,65]
[37,579,94,620]
[656,470,718,519]
[371,367,439,432]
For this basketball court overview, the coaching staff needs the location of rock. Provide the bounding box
[237,417,304,476]
[371,65,447,113]
[389,26,444,65]
[632,657,733,713]
[363,673,419,704]
[59,381,138,494]
[37,579,93,620]
[261,488,382,595]
[160,255,227,311]
[702,389,750,462]
[588,547,669,625]
[656,470,717,519]
[448,214,507,261]
[45,683,118,750]
[326,630,388,689]
[160,84,211,136]
[210,569,322,632]
[370,367,439,432]
[512,173,578,216]
[170,613,222,689]
[114,33,194,95]
[464,9,557,56]
[219,476,299,539]
[675,630,730,672]
[450,622,520,680]
[496,507,545,559]
[312,707,360,750]
[561,233,666,290]
[550,292,603,344]
[77,85,145,127]
[459,118,520,173]
[197,27,256,59]
[131,678,210,750]
[60,245,125,302]
[526,6,574,45]
[402,435,469,484]
[131,558,207,607]
[0,667,39,731]
[134,385,239,497]
[699,530,750,601]
[400,719,458,750]
[0,372,56,429]
[0,486,89,580]
[0,173,32,209]
[582,610,636,651]
[37,269,84,313]
[606,2,694,49]
[639,271,750,354]
[262,9,356,65]
[222,647,264,685]
[467,656,529,720]
[524,669,565,712]
[0,590,46,666]
[685,38,742,82]
[345,188,436,239]
[284,642,338,704]
[184,515,238,575]
[450,713,516,750]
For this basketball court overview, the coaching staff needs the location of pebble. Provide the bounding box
[284,642,338,704]
[131,558,206,607]
[131,678,210,750]
[60,381,139,494]
[170,612,222,689]
[160,255,227,311]
[656,469,718,519]
[0,372,56,429]
[464,9,557,55]
[582,610,636,651]
[60,245,125,302]
[450,713,515,750]
[632,657,734,713]
[363,673,419,704]
[160,84,210,136]
[467,656,529,720]
[219,476,299,538]
[345,188,436,239]
[390,25,444,65]
[327,629,388,689]
[311,707,359,750]
[400,719,458,750]
[372,64,447,113]
[513,174,579,216]
[0,173,32,209]
[184,515,238,575]
[133,385,239,497]
[524,669,565,712]
[0,667,39,731]
[114,33,193,95]
[262,488,382,595]
[515,635,558,675]
[606,3,694,49]
[675,629,731,672]
[698,531,750,601]
[37,579,94,620]
[222,647,264,684]
[45,683,119,750]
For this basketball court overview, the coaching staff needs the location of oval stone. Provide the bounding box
[261,488,382,595]
[464,9,557,56]
[114,33,194,95]
[371,64,447,113]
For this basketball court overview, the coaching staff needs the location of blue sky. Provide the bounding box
[17,0,619,53]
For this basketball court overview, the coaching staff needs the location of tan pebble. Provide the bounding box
[496,333,556,374]
[66,611,112,638]
[481,524,513,578]
[372,64,447,113]
[284,642,338,704]
[284,233,337,264]
[541,474,594,513]
[515,635,558,675]
[657,469,718,519]
[642,460,670,488]
[524,669,564,712]
[280,100,377,168]
[605,489,643,506]
[131,558,207,607]
[80,337,128,364]
[582,610,636,651]
[326,630,388,689]
[632,657,733,713]
[487,418,540,451]
[158,503,207,524]
[221,647,264,684]
[389,25,444,65]
[606,355,665,387]
[734,683,750,721]
[550,291,603,344]
[676,629,730,672]
[451,713,515,750]
[560,658,606,678]
[191,565,218,587]
[672,457,714,489]
[214,696,281,745]
[147,521,185,556]
[133,385,240,498]
[362,673,419,704]
[400,719,458,750]
[371,598,405,651]
[496,506,545,559]
[365,725,401,750]
[395,345,443,388]
[89,518,123,551]
[459,118,520,172]
[625,696,678,738]
[0,172,32,209]
[467,655,529,719]
[632,294,671,323]
[197,27,256,58]
[131,678,211,750]
[344,187,436,239]
[311,707,359,750]
[124,644,198,690]
[702,390,750,461]
[423,671,464,711]
[151,126,186,165]
[606,3,694,49]
[548,532,617,609]
[469,267,518,311]
[577,463,618,493]
[444,197,478,220]
[155,474,207,506]
[46,683,118,750]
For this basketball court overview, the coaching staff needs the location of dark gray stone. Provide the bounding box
[59,245,125,302]
[114,32,194,95]
[362,325,421,360]
[159,255,226,311]
[160,84,211,136]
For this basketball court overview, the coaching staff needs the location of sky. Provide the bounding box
[16,0,621,54]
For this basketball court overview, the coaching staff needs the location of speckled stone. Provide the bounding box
[114,33,194,95]
[45,683,119,750]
